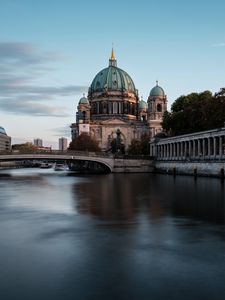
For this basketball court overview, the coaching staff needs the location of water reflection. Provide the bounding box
[1,169,225,299]
[72,173,225,225]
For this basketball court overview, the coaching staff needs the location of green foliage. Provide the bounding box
[162,90,225,136]
[68,133,100,152]
[12,143,38,153]
[128,134,150,155]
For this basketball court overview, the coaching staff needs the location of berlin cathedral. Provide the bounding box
[70,49,167,151]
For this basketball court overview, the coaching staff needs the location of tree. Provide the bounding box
[12,143,38,153]
[68,133,100,152]
[128,133,150,155]
[162,90,225,136]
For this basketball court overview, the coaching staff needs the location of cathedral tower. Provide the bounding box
[148,81,167,138]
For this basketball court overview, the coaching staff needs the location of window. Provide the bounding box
[157,104,162,112]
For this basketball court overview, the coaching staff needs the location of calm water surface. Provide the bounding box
[0,168,225,300]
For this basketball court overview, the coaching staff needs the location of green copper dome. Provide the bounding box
[79,96,89,105]
[90,51,137,95]
[139,99,147,110]
[150,82,165,97]
[90,66,137,94]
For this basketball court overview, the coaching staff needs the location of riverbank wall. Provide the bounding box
[0,161,18,169]
[154,161,225,178]
[113,158,154,173]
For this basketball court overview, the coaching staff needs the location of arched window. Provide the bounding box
[132,103,136,115]
[141,115,146,122]
[82,111,86,121]
[129,103,133,114]
[97,102,100,114]
[157,103,162,112]
[99,102,102,114]
[102,102,107,114]
[92,103,97,114]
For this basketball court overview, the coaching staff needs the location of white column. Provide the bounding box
[184,141,187,158]
[219,136,223,158]
[213,137,216,157]
[177,143,179,159]
[188,141,191,157]
[198,139,201,158]
[193,140,196,157]
[202,139,205,158]
[208,137,211,157]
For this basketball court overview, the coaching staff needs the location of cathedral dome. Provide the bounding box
[79,96,89,105]
[139,99,147,110]
[150,81,165,97]
[89,49,137,96]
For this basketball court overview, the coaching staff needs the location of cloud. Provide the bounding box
[51,125,72,137]
[0,99,69,117]
[0,42,59,65]
[0,42,88,117]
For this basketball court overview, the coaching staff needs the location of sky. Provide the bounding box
[0,0,225,148]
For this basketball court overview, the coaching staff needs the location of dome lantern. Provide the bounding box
[109,46,117,67]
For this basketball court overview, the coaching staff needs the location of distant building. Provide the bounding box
[33,138,43,147]
[0,126,11,152]
[59,137,68,151]
[36,146,52,152]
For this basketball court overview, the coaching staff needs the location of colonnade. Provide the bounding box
[150,129,225,160]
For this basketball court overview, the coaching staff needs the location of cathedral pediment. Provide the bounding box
[100,118,129,125]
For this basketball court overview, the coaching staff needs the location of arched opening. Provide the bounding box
[141,115,146,122]
[69,160,111,174]
[82,111,86,122]
[157,103,162,112]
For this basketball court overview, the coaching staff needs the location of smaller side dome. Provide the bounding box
[150,81,165,97]
[0,126,7,135]
[79,96,89,105]
[139,99,147,110]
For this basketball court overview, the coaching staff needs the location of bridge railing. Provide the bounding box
[0,150,153,160]
[0,150,114,158]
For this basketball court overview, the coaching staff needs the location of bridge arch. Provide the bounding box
[0,153,114,173]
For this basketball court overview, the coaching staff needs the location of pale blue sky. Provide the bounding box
[0,0,225,147]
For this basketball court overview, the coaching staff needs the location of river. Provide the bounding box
[0,168,225,300]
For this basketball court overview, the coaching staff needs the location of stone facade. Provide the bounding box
[71,50,167,151]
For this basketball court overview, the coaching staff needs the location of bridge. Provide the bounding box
[0,151,154,173]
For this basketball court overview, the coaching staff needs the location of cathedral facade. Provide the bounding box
[70,49,167,151]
